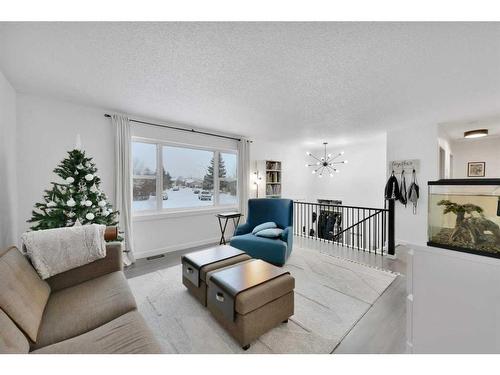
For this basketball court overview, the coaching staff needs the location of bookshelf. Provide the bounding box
[257,160,282,198]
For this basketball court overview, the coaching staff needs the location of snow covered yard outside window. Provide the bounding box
[132,140,238,213]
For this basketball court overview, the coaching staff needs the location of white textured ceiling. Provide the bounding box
[440,116,500,141]
[1,22,500,142]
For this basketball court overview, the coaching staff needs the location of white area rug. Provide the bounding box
[128,246,397,353]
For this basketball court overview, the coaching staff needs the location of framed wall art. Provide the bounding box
[467,162,485,177]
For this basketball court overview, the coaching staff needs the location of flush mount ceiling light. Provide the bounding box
[305,142,347,178]
[464,129,488,139]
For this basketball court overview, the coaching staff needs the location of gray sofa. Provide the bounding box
[0,243,162,354]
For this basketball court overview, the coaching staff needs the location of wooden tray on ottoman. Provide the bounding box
[206,259,295,350]
[181,245,251,306]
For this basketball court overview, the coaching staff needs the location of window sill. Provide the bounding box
[132,205,239,222]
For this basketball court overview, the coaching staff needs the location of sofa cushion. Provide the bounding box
[251,221,277,234]
[31,311,162,354]
[254,228,284,238]
[46,242,123,292]
[33,271,136,349]
[0,246,50,342]
[0,308,30,354]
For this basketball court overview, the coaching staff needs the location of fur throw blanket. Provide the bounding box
[21,224,107,279]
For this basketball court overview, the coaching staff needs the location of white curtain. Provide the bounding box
[112,114,135,264]
[238,138,251,220]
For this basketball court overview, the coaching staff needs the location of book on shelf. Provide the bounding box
[266,171,281,183]
[266,184,281,196]
[265,161,281,171]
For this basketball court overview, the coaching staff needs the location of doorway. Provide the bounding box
[439,146,445,179]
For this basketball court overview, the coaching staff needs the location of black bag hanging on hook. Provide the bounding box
[399,170,408,206]
[384,170,401,200]
[408,169,420,214]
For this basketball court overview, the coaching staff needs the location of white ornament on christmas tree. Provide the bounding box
[77,164,83,169]
[85,174,94,181]
[85,200,92,207]
[46,201,57,207]
[66,198,76,207]
[98,200,107,207]
[86,213,95,220]
[65,176,75,184]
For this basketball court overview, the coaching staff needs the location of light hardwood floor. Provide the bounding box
[125,237,408,354]
[293,237,408,354]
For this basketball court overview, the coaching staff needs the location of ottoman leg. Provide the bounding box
[242,344,250,351]
[282,319,289,323]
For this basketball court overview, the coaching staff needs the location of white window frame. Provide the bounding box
[217,150,239,207]
[132,137,239,218]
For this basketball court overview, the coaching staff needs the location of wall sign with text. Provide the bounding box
[388,159,420,174]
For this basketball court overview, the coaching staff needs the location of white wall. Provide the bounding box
[250,134,387,209]
[387,123,439,246]
[451,137,500,178]
[0,70,18,248]
[15,94,114,240]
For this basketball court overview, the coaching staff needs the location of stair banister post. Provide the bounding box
[387,199,396,257]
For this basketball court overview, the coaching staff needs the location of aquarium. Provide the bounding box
[428,179,500,258]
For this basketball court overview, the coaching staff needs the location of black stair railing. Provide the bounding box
[293,201,395,256]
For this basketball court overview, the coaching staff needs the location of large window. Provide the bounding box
[132,140,238,213]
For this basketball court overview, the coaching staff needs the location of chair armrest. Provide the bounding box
[234,222,252,236]
[282,226,293,252]
[46,242,123,292]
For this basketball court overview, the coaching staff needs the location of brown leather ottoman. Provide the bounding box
[182,245,251,306]
[206,259,295,350]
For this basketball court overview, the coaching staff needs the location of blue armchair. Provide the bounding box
[230,198,293,266]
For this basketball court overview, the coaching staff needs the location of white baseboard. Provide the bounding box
[134,237,221,259]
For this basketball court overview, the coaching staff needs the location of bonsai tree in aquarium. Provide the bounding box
[437,200,500,245]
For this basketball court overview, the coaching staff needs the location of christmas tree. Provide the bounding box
[202,156,226,190]
[28,148,119,230]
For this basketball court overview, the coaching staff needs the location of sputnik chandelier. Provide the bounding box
[305,142,348,177]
